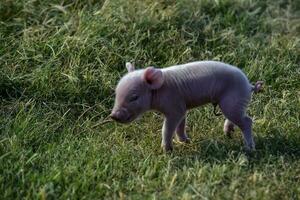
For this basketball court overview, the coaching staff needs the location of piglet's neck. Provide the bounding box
[149,72,179,114]
[150,89,161,112]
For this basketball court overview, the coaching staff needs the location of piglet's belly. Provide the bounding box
[185,96,214,109]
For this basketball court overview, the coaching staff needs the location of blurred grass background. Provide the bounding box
[0,0,299,199]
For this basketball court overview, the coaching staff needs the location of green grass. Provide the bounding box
[0,0,300,199]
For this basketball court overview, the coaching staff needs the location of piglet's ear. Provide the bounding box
[126,62,135,72]
[143,67,164,90]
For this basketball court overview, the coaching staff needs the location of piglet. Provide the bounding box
[110,61,263,152]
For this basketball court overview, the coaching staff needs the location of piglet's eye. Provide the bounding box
[129,95,139,102]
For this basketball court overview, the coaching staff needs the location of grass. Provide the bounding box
[0,0,299,199]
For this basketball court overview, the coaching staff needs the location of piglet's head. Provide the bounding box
[110,62,164,123]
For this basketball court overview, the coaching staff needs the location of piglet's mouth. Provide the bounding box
[110,113,136,124]
[119,115,133,123]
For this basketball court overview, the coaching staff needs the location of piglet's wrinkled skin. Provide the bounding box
[111,61,263,152]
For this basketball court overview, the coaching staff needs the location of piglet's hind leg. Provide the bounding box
[238,116,254,151]
[219,95,255,151]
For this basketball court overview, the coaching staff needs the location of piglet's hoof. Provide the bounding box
[244,145,256,156]
[161,144,173,153]
[178,137,191,144]
[174,136,191,144]
[185,137,191,143]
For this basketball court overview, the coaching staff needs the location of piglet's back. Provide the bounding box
[161,61,251,108]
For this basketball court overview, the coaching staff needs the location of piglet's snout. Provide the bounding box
[109,111,119,121]
[110,108,130,122]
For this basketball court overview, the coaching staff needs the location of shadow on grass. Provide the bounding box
[170,133,300,167]
[254,133,300,159]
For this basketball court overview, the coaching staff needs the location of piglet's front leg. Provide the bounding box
[161,113,185,152]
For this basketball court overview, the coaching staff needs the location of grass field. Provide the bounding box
[0,0,300,199]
